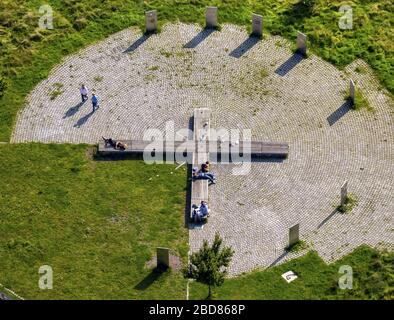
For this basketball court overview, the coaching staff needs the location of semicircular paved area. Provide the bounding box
[12,23,394,276]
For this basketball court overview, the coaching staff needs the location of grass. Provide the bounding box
[285,240,308,253]
[0,143,188,299]
[49,82,64,100]
[93,75,103,82]
[259,68,269,78]
[0,0,393,141]
[189,245,394,300]
[353,90,373,112]
[147,66,160,71]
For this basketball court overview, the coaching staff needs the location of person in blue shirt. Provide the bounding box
[91,93,99,111]
[199,201,210,218]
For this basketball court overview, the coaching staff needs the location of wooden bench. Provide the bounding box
[98,140,288,158]
[190,108,210,222]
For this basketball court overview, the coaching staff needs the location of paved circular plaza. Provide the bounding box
[12,23,394,276]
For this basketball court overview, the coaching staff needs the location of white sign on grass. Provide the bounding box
[281,271,298,283]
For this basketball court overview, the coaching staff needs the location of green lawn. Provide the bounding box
[0,0,393,140]
[189,246,394,300]
[0,144,392,300]
[0,143,188,299]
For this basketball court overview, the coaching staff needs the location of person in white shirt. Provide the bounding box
[80,84,88,102]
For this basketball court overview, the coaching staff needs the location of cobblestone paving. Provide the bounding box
[12,23,394,276]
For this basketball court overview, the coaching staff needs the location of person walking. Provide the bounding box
[91,93,99,111]
[80,84,88,102]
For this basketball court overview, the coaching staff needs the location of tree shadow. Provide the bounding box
[281,0,315,26]
[184,28,216,49]
[74,110,95,128]
[229,36,260,58]
[134,267,166,290]
[326,100,353,126]
[63,101,86,119]
[275,53,304,76]
[318,208,338,229]
[123,34,151,53]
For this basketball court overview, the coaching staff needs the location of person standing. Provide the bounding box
[80,84,88,102]
[91,93,99,111]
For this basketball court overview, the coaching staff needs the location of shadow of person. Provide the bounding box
[63,100,86,118]
[74,109,95,128]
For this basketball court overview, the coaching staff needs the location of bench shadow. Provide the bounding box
[74,110,95,128]
[64,101,86,119]
[184,28,216,49]
[134,267,166,290]
[274,53,304,76]
[327,100,353,126]
[229,36,260,58]
[184,163,193,228]
[123,34,151,53]
[318,208,338,229]
[214,155,287,163]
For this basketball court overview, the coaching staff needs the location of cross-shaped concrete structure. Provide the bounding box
[98,108,289,227]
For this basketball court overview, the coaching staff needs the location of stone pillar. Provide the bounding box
[289,224,300,247]
[145,10,158,34]
[341,181,348,206]
[157,247,170,269]
[206,6,218,29]
[296,31,307,56]
[252,14,263,38]
[349,79,355,102]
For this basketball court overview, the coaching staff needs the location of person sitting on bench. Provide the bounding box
[192,204,203,223]
[115,141,127,150]
[102,137,117,148]
[102,137,127,150]
[191,167,216,184]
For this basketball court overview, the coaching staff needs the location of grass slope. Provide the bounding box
[189,245,394,300]
[0,143,188,299]
[0,0,393,140]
